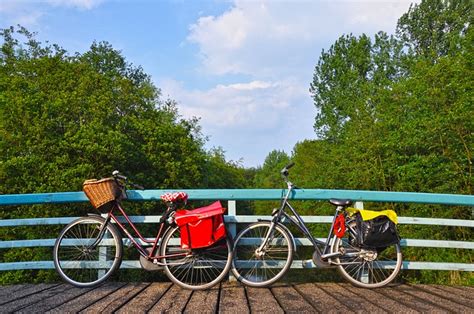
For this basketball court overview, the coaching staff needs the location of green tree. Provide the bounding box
[397,0,472,59]
[0,27,207,196]
[254,150,290,189]
[302,0,473,285]
[0,26,249,284]
[252,150,290,215]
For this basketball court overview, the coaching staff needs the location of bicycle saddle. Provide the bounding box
[160,191,188,203]
[329,199,352,207]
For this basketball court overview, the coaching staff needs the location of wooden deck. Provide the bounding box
[0,282,473,313]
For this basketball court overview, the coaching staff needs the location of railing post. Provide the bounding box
[227,200,237,282]
[98,213,108,279]
[354,201,364,210]
[354,201,369,283]
[227,200,237,238]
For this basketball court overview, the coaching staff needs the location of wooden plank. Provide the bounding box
[126,189,474,205]
[341,284,419,313]
[271,284,315,312]
[231,216,474,227]
[184,285,220,313]
[293,283,354,313]
[416,285,474,309]
[0,217,77,227]
[48,282,126,313]
[1,188,473,206]
[11,285,92,313]
[0,284,28,301]
[398,217,474,227]
[318,283,387,313]
[245,287,283,313]
[401,261,474,271]
[0,284,73,312]
[218,282,250,314]
[400,285,473,312]
[444,284,474,295]
[401,239,474,249]
[0,283,57,305]
[116,282,171,313]
[79,282,149,314]
[2,260,473,273]
[376,285,449,313]
[148,284,193,314]
[0,191,88,205]
[2,215,473,228]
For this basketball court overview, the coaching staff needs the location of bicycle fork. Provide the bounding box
[86,214,111,250]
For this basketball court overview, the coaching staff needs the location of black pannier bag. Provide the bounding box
[355,213,400,249]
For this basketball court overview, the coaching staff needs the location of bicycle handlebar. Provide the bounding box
[112,170,145,190]
[112,170,127,181]
[280,162,295,182]
[280,162,295,177]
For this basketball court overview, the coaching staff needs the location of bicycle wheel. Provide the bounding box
[331,224,402,288]
[231,221,294,287]
[160,226,232,290]
[53,216,123,287]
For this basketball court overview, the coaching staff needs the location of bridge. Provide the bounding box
[0,188,473,312]
[1,282,473,312]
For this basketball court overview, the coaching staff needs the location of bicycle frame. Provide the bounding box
[96,201,187,264]
[260,182,347,262]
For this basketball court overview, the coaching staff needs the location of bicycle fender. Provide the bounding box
[256,219,297,253]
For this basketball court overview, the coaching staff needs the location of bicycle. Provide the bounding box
[53,171,232,290]
[231,163,402,288]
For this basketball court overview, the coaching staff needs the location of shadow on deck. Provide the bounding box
[0,282,473,313]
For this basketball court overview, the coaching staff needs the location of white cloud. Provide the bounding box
[47,0,104,10]
[160,78,305,128]
[171,0,420,166]
[187,0,417,78]
[0,0,103,27]
[159,77,316,165]
[0,2,43,27]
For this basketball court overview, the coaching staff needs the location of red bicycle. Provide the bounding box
[53,171,232,290]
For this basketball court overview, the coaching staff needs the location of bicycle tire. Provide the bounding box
[231,221,294,287]
[160,226,233,290]
[53,216,123,287]
[331,221,402,288]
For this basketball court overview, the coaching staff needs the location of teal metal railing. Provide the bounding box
[0,189,473,272]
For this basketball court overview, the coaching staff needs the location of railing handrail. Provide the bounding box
[0,188,473,206]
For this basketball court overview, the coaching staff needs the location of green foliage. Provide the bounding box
[253,150,290,215]
[254,150,290,189]
[0,27,206,195]
[0,26,252,284]
[255,0,473,285]
[397,0,472,59]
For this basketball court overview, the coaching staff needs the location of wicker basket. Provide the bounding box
[83,178,121,209]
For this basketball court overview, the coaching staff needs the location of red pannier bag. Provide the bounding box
[174,201,227,249]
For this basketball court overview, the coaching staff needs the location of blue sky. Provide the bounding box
[0,0,416,167]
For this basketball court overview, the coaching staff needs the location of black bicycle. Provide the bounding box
[231,163,402,288]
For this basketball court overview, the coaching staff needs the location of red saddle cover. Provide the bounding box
[174,201,227,249]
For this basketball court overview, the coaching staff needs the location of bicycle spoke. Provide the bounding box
[162,227,231,289]
[335,234,402,288]
[232,222,293,287]
[54,217,121,287]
